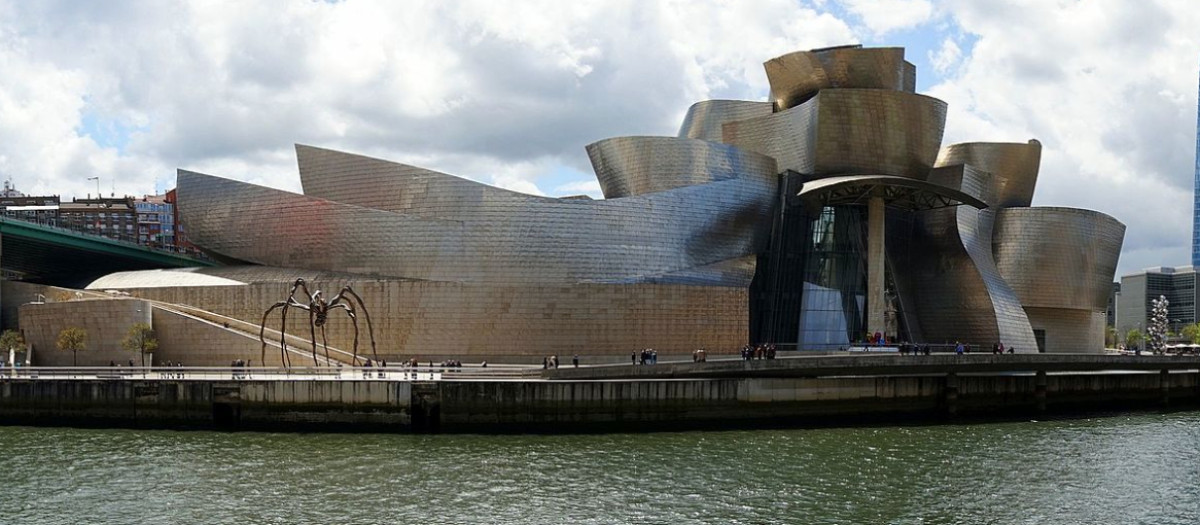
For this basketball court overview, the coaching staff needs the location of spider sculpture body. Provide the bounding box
[259,279,378,367]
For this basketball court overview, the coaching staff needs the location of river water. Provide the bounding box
[1,412,1198,524]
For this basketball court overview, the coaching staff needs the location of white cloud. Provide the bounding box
[927,0,1200,274]
[839,0,934,35]
[553,180,604,198]
[0,0,856,200]
[928,37,961,74]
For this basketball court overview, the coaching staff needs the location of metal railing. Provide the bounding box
[0,364,542,382]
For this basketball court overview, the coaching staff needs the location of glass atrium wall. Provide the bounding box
[796,206,868,349]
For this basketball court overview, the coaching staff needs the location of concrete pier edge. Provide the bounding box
[2,355,1199,433]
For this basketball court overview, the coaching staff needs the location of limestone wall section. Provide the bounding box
[20,298,151,366]
[151,308,285,367]
[125,280,749,361]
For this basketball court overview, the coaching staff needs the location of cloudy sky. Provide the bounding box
[0,0,1197,275]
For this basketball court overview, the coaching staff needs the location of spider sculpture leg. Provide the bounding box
[320,326,332,367]
[329,302,361,365]
[308,308,320,367]
[259,301,290,366]
[331,286,379,363]
[290,279,317,367]
[319,318,332,365]
[279,301,293,368]
[258,279,318,368]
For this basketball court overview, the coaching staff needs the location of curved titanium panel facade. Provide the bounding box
[723,89,946,179]
[586,136,777,199]
[993,207,1126,311]
[297,145,551,220]
[934,140,1042,208]
[677,100,773,143]
[1023,307,1107,353]
[894,165,1039,351]
[178,156,777,285]
[764,46,914,110]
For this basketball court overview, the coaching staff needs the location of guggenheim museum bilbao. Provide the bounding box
[89,45,1125,358]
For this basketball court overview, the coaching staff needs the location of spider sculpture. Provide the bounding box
[259,279,378,367]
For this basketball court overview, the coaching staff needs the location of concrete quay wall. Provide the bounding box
[0,379,411,430]
[2,371,1199,432]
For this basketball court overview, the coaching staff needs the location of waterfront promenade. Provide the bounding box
[2,354,1199,433]
[4,352,1198,382]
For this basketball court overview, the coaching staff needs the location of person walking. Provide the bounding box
[955,341,964,355]
[572,355,579,368]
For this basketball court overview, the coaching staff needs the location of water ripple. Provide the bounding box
[1,413,1200,523]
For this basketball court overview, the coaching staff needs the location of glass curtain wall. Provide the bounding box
[797,205,868,349]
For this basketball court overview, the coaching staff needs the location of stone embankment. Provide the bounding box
[1,355,1198,433]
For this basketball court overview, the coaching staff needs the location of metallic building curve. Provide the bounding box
[723,89,947,179]
[178,142,778,286]
[894,165,1039,352]
[586,136,775,199]
[992,207,1125,311]
[935,140,1042,208]
[677,100,773,143]
[764,45,915,110]
[296,144,553,220]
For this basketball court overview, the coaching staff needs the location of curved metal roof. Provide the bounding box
[797,174,988,211]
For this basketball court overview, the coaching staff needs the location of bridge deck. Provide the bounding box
[0,216,213,287]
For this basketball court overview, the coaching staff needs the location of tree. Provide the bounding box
[0,329,24,356]
[1125,328,1143,350]
[56,327,88,367]
[120,323,158,367]
[1182,323,1200,345]
[1105,326,1118,348]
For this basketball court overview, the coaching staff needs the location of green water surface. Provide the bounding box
[1,412,1198,524]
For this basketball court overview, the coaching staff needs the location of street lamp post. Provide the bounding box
[86,176,99,198]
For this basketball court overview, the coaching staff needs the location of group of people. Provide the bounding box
[691,348,707,362]
[740,343,777,361]
[952,341,1016,355]
[634,348,658,365]
[230,358,250,379]
[897,343,931,355]
[542,355,581,369]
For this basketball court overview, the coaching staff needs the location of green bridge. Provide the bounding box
[0,217,215,288]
